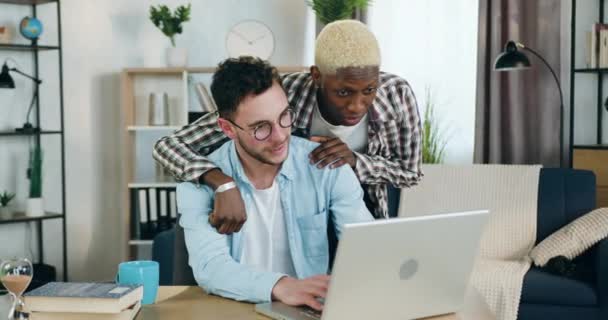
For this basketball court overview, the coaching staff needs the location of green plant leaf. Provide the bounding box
[149,3,191,46]
[0,191,15,207]
[307,0,371,25]
[422,88,449,164]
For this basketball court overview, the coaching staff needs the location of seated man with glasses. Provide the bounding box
[177,56,373,310]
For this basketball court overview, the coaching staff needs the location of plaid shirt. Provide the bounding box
[153,72,423,219]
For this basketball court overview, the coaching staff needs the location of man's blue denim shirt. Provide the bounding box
[177,136,374,303]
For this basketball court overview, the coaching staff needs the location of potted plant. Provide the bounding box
[422,88,449,164]
[307,0,371,33]
[150,3,191,67]
[0,191,15,218]
[26,145,44,217]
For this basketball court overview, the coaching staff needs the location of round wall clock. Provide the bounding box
[226,20,275,60]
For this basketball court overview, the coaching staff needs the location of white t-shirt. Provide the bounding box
[239,181,297,277]
[309,105,369,153]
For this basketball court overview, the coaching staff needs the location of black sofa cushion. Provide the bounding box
[521,267,597,307]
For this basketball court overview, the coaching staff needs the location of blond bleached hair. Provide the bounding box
[315,20,381,75]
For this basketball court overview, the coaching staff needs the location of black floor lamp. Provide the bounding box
[0,61,43,133]
[494,40,564,167]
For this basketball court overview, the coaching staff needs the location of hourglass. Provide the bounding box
[0,258,33,320]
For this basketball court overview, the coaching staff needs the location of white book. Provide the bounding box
[24,282,143,314]
[137,190,148,223]
[159,190,168,217]
[30,302,140,320]
[169,191,177,219]
[194,83,217,113]
[601,29,608,68]
[148,188,158,222]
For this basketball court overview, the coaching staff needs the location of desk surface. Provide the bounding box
[137,286,495,320]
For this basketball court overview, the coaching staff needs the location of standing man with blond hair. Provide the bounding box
[154,20,422,233]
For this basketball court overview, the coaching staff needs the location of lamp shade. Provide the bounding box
[494,41,531,71]
[0,62,15,88]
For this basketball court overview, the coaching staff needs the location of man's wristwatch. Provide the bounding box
[215,181,237,193]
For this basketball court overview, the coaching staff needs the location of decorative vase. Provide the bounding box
[166,47,188,67]
[0,206,12,219]
[148,92,170,126]
[25,198,44,217]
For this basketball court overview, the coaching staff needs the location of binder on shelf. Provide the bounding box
[131,187,178,242]
[130,190,141,239]
[157,190,172,232]
[148,188,158,238]
[169,190,177,219]
[159,190,168,218]
[137,189,150,240]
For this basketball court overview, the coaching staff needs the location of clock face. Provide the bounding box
[226,20,275,60]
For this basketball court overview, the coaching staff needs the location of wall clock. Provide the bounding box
[226,20,275,60]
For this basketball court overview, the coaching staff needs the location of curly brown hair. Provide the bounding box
[210,56,282,118]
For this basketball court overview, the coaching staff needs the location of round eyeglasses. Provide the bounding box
[227,107,296,141]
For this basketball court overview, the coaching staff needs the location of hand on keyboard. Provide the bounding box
[300,306,323,319]
[271,275,330,311]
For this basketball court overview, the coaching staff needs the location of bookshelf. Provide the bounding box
[121,68,195,260]
[570,0,608,207]
[120,66,307,259]
[0,0,67,281]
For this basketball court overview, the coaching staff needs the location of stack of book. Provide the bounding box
[23,282,143,320]
[587,23,608,68]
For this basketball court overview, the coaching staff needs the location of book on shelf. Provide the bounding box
[148,188,159,236]
[169,190,177,219]
[23,282,143,314]
[137,189,149,239]
[29,301,141,320]
[588,23,608,68]
[194,83,217,113]
[601,28,608,68]
[157,189,172,232]
[130,189,140,239]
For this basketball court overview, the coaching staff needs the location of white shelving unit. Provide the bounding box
[120,66,306,260]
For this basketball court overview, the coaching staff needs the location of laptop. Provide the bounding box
[255,210,490,320]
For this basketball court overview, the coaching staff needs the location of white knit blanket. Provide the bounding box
[398,164,541,320]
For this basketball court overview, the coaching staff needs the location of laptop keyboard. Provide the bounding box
[299,306,322,319]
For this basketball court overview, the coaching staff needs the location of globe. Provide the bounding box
[19,17,43,40]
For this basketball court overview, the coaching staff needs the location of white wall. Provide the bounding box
[368,0,479,164]
[0,0,314,281]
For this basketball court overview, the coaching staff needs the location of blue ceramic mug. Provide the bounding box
[116,260,159,305]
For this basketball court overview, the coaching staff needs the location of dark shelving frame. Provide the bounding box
[569,0,608,163]
[0,0,67,280]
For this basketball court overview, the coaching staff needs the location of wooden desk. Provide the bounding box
[137,286,495,320]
